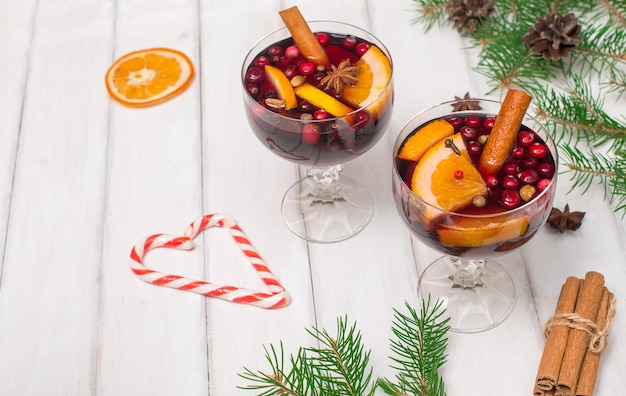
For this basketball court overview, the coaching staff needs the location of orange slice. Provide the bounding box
[437,214,529,247]
[411,133,488,220]
[340,45,392,120]
[105,48,194,107]
[264,65,297,110]
[294,83,354,118]
[398,119,455,161]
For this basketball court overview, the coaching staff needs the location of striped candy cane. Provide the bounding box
[130,214,290,309]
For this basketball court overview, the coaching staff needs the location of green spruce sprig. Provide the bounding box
[410,0,626,214]
[238,298,449,396]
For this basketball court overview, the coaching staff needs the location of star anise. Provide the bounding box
[319,59,360,94]
[451,92,482,112]
[547,204,585,233]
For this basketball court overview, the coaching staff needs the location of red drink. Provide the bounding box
[393,102,557,259]
[242,22,393,166]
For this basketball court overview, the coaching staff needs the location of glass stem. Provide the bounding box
[306,164,345,205]
[449,258,486,290]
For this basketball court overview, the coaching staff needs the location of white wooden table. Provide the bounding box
[0,0,624,394]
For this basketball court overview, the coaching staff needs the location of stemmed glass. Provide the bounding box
[242,21,393,243]
[392,99,557,332]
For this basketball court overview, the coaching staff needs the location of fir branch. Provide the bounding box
[601,0,626,26]
[410,0,454,31]
[378,297,450,396]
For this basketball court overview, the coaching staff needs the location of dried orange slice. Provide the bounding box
[105,48,194,107]
[294,83,354,118]
[411,133,488,220]
[437,214,529,247]
[340,45,392,120]
[398,119,454,161]
[264,65,297,110]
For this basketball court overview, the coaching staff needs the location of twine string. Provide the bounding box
[543,296,617,353]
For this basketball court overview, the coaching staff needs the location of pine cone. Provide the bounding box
[522,13,581,61]
[448,0,495,34]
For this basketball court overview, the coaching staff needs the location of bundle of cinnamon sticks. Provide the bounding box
[533,271,616,396]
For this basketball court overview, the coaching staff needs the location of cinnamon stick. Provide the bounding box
[534,276,582,394]
[556,271,605,396]
[575,289,612,396]
[478,89,532,176]
[279,6,331,69]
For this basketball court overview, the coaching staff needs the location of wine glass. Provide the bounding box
[392,99,557,332]
[242,21,393,243]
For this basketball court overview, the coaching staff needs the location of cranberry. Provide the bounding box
[245,67,265,84]
[299,100,314,113]
[353,111,370,128]
[520,157,539,169]
[490,187,503,204]
[536,178,551,192]
[483,117,496,130]
[302,124,320,144]
[502,175,519,190]
[262,90,277,100]
[355,42,370,56]
[501,189,522,209]
[313,110,329,120]
[277,57,292,69]
[254,56,271,68]
[518,169,538,185]
[315,32,330,46]
[284,65,297,79]
[268,45,283,57]
[464,115,481,128]
[528,142,548,159]
[447,116,464,129]
[311,71,326,85]
[517,131,535,148]
[467,141,482,156]
[502,161,519,175]
[511,147,526,160]
[537,162,555,178]
[298,62,315,76]
[246,83,259,97]
[460,126,477,140]
[285,45,300,59]
[485,175,499,188]
[454,170,464,180]
[342,35,357,49]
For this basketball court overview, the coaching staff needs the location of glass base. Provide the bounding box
[417,256,516,333]
[281,173,373,243]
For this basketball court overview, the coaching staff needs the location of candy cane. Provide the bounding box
[130,214,290,309]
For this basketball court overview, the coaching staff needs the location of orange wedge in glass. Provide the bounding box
[340,45,392,120]
[265,65,297,110]
[294,83,355,118]
[398,119,454,161]
[437,214,529,247]
[105,48,194,107]
[411,133,488,220]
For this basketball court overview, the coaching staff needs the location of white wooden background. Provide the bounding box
[0,0,624,395]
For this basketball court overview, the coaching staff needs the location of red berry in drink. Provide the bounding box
[299,100,314,113]
[302,124,320,144]
[517,130,535,148]
[511,146,525,160]
[502,161,519,175]
[298,62,315,76]
[465,115,481,128]
[467,141,482,156]
[355,42,369,56]
[285,45,300,59]
[448,116,463,129]
[245,67,265,84]
[537,162,555,178]
[268,45,283,57]
[483,117,496,130]
[502,175,519,190]
[520,157,539,169]
[313,109,329,120]
[246,83,259,97]
[353,111,370,128]
[536,178,551,192]
[311,71,326,85]
[528,142,547,159]
[501,189,522,209]
[276,56,292,70]
[342,35,357,49]
[254,56,271,68]
[518,169,538,185]
[485,175,499,188]
[283,65,297,79]
[460,126,477,140]
[315,32,330,46]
